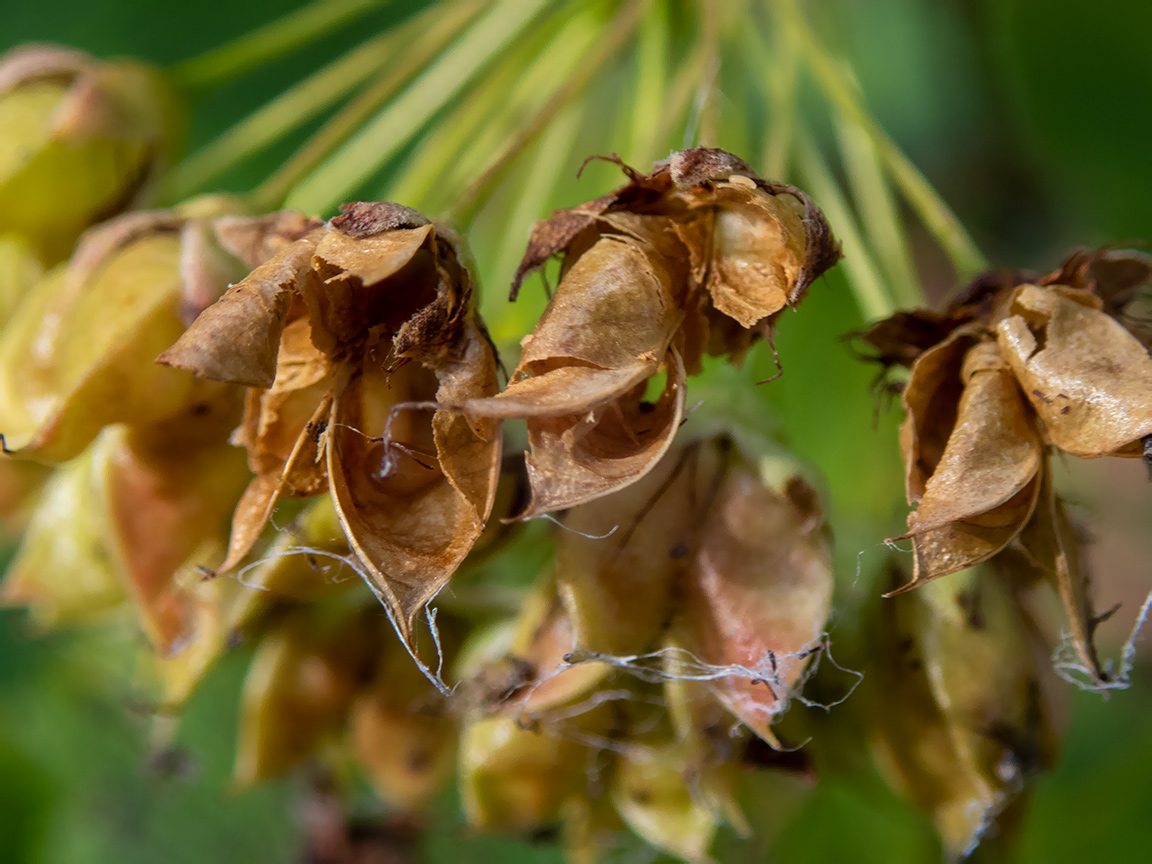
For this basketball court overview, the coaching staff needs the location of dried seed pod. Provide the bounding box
[0,45,180,263]
[462,147,838,517]
[890,341,1044,590]
[555,441,720,656]
[96,390,249,650]
[161,202,501,655]
[0,236,50,531]
[864,250,1152,662]
[0,442,126,626]
[1017,456,1110,685]
[677,458,833,747]
[234,606,374,785]
[913,567,1063,857]
[458,714,597,834]
[996,283,1152,457]
[351,625,459,811]
[611,737,719,864]
[0,200,247,463]
[868,565,1063,860]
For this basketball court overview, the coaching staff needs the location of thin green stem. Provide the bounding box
[486,96,586,339]
[745,10,798,180]
[284,0,555,215]
[166,30,398,200]
[253,0,485,212]
[834,113,922,307]
[625,0,669,166]
[693,1,722,149]
[442,0,648,228]
[649,22,711,155]
[171,0,389,92]
[774,0,989,277]
[795,124,891,320]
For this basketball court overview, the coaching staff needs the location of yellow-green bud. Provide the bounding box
[0,45,182,264]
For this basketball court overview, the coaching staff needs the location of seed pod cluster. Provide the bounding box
[0,201,253,656]
[457,435,833,860]
[858,249,1152,684]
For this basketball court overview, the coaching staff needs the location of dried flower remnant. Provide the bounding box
[0,234,48,533]
[160,202,501,655]
[235,605,375,785]
[866,564,1064,860]
[676,463,833,748]
[0,45,180,264]
[456,433,832,857]
[459,148,839,517]
[0,201,254,654]
[0,200,249,464]
[858,250,1152,683]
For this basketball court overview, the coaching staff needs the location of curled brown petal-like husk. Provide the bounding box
[510,148,838,320]
[899,328,981,503]
[101,388,248,651]
[1018,457,1109,684]
[889,476,1041,594]
[678,466,833,746]
[218,389,332,574]
[213,211,324,270]
[913,569,1064,809]
[996,283,1152,457]
[901,343,1042,535]
[327,346,499,651]
[304,223,436,354]
[518,349,686,519]
[705,179,807,327]
[230,307,331,475]
[158,235,321,389]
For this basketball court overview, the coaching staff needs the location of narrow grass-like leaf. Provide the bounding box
[624,0,669,165]
[834,111,921,307]
[284,0,555,214]
[774,0,988,276]
[168,31,398,199]
[794,124,890,320]
[171,0,390,92]
[381,1,584,211]
[255,0,485,210]
[446,0,648,227]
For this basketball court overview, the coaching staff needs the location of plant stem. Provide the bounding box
[749,9,798,180]
[625,0,669,166]
[166,31,398,200]
[171,0,389,93]
[253,0,485,212]
[283,0,555,215]
[773,0,989,277]
[795,124,891,320]
[835,113,922,307]
[417,1,598,212]
[443,0,648,228]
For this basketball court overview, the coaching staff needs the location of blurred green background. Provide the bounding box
[2,0,1151,861]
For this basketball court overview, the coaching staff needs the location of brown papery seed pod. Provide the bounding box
[458,147,839,518]
[160,202,501,658]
